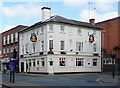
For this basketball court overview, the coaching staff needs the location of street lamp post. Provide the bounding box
[111,53,116,78]
[102,31,105,73]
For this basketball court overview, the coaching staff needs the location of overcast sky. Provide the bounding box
[0,0,119,33]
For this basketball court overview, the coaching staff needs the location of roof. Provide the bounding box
[19,15,102,33]
[96,16,120,25]
[2,25,28,34]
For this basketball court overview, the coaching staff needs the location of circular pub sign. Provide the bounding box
[89,34,94,43]
[30,33,37,42]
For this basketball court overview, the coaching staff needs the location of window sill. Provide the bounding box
[60,32,66,34]
[48,31,54,33]
[77,34,82,36]
[40,33,44,35]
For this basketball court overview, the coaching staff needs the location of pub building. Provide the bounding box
[19,7,102,74]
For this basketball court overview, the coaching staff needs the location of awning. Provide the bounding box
[2,58,10,64]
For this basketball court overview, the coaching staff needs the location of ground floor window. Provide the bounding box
[93,59,97,66]
[37,60,39,65]
[41,58,44,66]
[104,58,115,64]
[29,59,31,66]
[59,58,65,66]
[76,58,84,66]
[33,59,35,66]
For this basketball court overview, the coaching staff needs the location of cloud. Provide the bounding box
[64,0,88,6]
[0,3,42,19]
[79,9,118,23]
[94,2,114,12]
[0,25,15,33]
[63,0,118,12]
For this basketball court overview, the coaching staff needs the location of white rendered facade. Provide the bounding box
[19,22,102,74]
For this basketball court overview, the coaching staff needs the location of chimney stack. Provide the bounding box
[89,19,95,25]
[41,7,51,22]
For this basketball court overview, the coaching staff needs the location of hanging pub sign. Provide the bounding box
[30,33,37,42]
[89,34,94,43]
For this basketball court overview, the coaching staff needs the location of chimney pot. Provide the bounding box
[89,19,95,25]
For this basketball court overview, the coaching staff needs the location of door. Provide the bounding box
[21,62,24,72]
[49,61,53,73]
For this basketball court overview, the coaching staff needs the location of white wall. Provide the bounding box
[47,23,101,55]
[19,22,101,73]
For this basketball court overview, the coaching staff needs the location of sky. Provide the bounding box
[0,0,119,33]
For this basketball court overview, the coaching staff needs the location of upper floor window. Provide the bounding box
[3,36,6,45]
[78,28,81,34]
[76,42,83,51]
[49,24,53,32]
[11,46,13,53]
[49,40,53,50]
[15,32,18,42]
[60,25,65,32]
[41,41,44,51]
[60,41,65,50]
[33,43,35,52]
[15,45,18,52]
[93,59,97,66]
[3,48,6,54]
[7,47,9,54]
[93,44,96,52]
[25,45,28,53]
[76,58,84,66]
[11,33,13,43]
[41,26,44,33]
[7,35,9,44]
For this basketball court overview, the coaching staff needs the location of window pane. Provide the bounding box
[11,33,13,43]
[76,42,83,51]
[49,24,53,31]
[78,28,81,34]
[93,44,96,52]
[41,41,44,51]
[76,58,84,66]
[60,25,64,32]
[59,58,65,66]
[7,35,9,44]
[61,41,64,50]
[15,32,18,42]
[49,40,53,50]
[93,59,97,66]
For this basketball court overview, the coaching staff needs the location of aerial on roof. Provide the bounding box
[19,15,102,33]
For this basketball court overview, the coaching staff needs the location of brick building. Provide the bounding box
[0,33,2,71]
[1,25,27,72]
[96,17,120,72]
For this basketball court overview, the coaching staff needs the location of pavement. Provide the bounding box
[1,71,120,87]
[97,76,120,85]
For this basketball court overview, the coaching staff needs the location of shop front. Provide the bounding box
[2,58,10,73]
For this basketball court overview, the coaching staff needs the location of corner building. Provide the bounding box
[19,7,102,74]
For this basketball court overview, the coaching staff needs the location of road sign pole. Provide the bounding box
[13,71,15,83]
[10,71,12,82]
